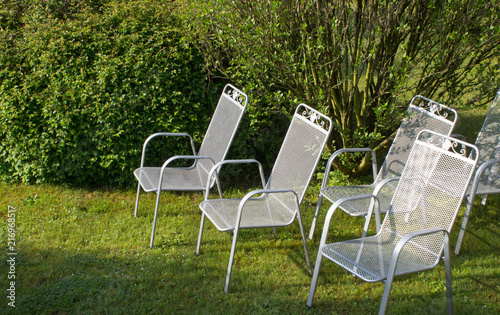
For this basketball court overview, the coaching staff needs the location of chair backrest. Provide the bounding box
[380,130,477,263]
[465,87,500,194]
[266,104,332,203]
[196,84,248,176]
[376,96,457,183]
[473,87,500,166]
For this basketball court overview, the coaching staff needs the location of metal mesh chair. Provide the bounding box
[455,87,500,255]
[196,104,332,292]
[133,84,248,248]
[307,130,478,314]
[309,96,458,240]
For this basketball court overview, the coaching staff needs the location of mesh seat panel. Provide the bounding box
[200,194,297,231]
[322,232,441,282]
[134,167,207,192]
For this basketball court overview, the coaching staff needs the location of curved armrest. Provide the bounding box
[322,148,378,188]
[469,158,500,198]
[390,227,449,272]
[203,159,266,200]
[140,132,196,167]
[161,155,215,170]
[318,194,379,248]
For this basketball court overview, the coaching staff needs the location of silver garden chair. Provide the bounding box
[455,87,500,255]
[307,130,478,315]
[134,84,248,248]
[309,96,458,240]
[196,104,332,292]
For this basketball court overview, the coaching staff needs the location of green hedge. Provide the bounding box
[0,1,225,187]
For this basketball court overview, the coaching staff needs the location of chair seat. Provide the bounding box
[134,167,207,192]
[200,194,297,231]
[321,230,440,283]
[322,184,396,216]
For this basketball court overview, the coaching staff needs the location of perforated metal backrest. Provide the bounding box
[377,96,457,183]
[266,104,332,203]
[380,130,477,262]
[197,84,248,177]
[473,88,500,172]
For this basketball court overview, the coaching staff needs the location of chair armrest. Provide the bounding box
[140,132,196,167]
[156,155,215,190]
[322,148,378,188]
[318,194,380,248]
[468,158,500,199]
[203,159,266,200]
[161,155,215,170]
[389,227,449,273]
[240,188,299,204]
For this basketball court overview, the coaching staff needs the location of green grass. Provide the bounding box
[0,108,499,314]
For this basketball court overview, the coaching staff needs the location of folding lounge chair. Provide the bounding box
[307,130,478,314]
[309,96,457,240]
[134,84,248,248]
[196,104,332,292]
[455,87,500,255]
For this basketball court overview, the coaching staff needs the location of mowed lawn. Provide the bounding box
[0,107,499,314]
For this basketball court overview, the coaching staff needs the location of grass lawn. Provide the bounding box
[0,108,499,314]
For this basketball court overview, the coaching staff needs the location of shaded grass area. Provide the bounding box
[0,181,498,314]
[0,107,499,314]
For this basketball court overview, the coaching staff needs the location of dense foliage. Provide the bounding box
[1,0,499,187]
[0,0,224,187]
[184,0,500,175]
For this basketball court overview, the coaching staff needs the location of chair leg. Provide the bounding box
[134,182,141,217]
[306,248,325,308]
[309,194,324,240]
[196,213,206,255]
[379,246,400,315]
[362,196,380,238]
[379,274,395,314]
[443,233,454,315]
[224,227,241,293]
[454,198,474,255]
[149,190,162,249]
[297,212,312,273]
[481,194,488,205]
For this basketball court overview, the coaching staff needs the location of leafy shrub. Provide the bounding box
[0,1,223,187]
